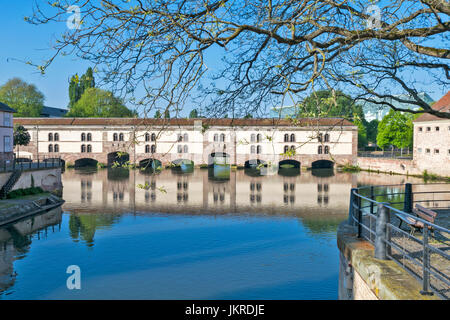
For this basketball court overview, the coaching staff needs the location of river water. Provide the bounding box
[0,167,425,299]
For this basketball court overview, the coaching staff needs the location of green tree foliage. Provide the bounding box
[68,67,96,107]
[154,110,162,118]
[299,90,368,147]
[13,125,31,157]
[0,78,44,117]
[377,110,414,149]
[66,87,134,118]
[164,109,170,119]
[243,113,253,119]
[353,116,367,149]
[365,120,379,145]
[189,109,198,118]
[298,90,364,119]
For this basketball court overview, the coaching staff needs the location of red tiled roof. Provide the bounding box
[14,117,355,127]
[414,91,450,122]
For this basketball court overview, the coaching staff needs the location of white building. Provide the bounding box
[413,91,450,176]
[0,102,16,165]
[14,117,358,169]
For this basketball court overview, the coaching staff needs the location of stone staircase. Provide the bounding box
[0,170,22,199]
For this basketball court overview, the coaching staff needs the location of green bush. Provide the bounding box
[7,187,44,199]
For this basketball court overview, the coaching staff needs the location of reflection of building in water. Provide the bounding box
[61,168,359,216]
[0,207,62,295]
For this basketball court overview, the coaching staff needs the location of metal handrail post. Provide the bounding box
[375,203,389,260]
[420,227,433,296]
[404,183,413,213]
[370,186,374,214]
[348,188,357,225]
[357,195,362,238]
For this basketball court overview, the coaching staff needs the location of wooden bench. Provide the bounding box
[397,204,438,235]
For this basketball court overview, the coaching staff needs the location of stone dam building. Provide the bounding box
[14,118,358,169]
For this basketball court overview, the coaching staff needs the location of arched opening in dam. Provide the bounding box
[311,160,334,169]
[74,158,98,168]
[107,152,130,167]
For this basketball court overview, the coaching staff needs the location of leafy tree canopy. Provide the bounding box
[376,110,415,149]
[154,110,162,118]
[13,125,31,147]
[189,109,199,118]
[298,90,364,119]
[66,87,134,118]
[69,67,96,108]
[0,78,44,117]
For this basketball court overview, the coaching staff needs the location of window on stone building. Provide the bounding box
[318,146,323,154]
[324,134,330,142]
[48,144,53,153]
[145,133,150,142]
[318,133,323,142]
[418,148,422,153]
[284,134,289,142]
[220,133,225,142]
[145,145,150,153]
[87,145,92,153]
[418,127,423,132]
[54,144,59,153]
[54,133,59,141]
[284,145,289,153]
[151,145,156,153]
[256,134,261,142]
[251,145,256,154]
[3,113,11,127]
[436,126,440,131]
[87,133,92,141]
[434,149,439,154]
[250,134,256,143]
[177,134,183,142]
[81,144,86,153]
[426,127,431,132]
[184,145,188,153]
[48,133,53,141]
[178,145,183,153]
[184,133,189,142]
[119,133,124,141]
[151,133,156,141]
[324,146,329,154]
[256,145,262,154]
[81,133,86,141]
[214,134,218,142]
[113,133,118,141]
[3,136,11,152]
[290,134,295,142]
[426,148,430,153]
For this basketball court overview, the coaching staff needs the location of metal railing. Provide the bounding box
[0,156,63,173]
[349,183,450,299]
[357,151,413,159]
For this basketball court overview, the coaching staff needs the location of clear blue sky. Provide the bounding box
[0,1,447,115]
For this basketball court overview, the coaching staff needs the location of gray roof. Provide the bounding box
[0,102,17,113]
[41,106,68,117]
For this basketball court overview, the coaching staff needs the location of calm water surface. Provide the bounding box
[0,167,424,299]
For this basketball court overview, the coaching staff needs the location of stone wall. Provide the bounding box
[357,157,422,176]
[0,167,62,193]
[337,222,440,300]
